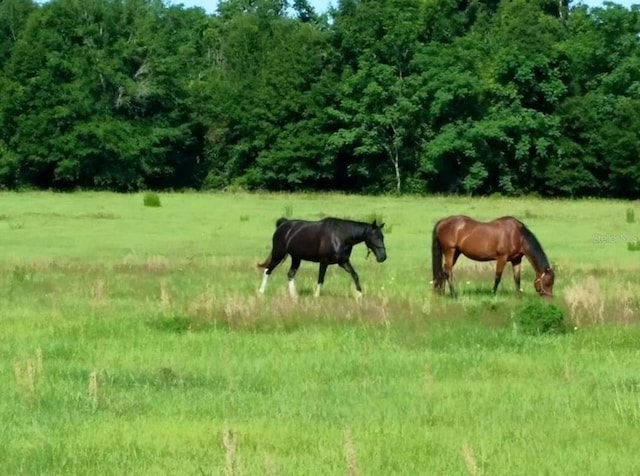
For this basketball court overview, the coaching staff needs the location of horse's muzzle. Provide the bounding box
[376,254,387,263]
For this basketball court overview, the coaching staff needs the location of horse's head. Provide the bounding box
[534,266,555,298]
[365,220,387,263]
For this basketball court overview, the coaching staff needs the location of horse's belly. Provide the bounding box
[461,251,495,261]
[301,256,322,263]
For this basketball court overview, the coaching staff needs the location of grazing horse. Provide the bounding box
[257,217,387,298]
[431,215,554,298]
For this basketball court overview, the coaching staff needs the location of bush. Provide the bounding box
[626,208,635,223]
[512,299,565,335]
[628,240,640,251]
[143,192,161,208]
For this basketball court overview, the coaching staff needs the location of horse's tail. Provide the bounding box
[431,222,444,289]
[257,252,271,268]
[257,218,288,268]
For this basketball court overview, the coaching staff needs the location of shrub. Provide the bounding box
[628,240,640,251]
[626,208,635,223]
[512,299,565,336]
[143,192,161,208]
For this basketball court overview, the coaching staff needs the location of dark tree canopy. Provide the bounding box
[1,0,639,197]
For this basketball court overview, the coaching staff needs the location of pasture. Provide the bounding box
[1,191,640,475]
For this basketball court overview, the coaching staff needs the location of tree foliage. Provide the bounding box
[0,0,639,197]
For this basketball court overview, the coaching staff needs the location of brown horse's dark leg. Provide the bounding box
[443,249,460,297]
[492,256,507,294]
[511,257,523,293]
[287,256,302,298]
[339,260,362,297]
[315,262,328,297]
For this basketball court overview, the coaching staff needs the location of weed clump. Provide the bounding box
[627,240,640,251]
[143,192,161,207]
[365,212,384,224]
[512,299,565,335]
[626,208,635,223]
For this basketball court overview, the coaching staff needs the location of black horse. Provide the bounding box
[257,217,387,297]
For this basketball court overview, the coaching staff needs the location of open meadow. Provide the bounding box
[1,191,640,475]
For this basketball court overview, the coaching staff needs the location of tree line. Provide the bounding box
[1,0,639,197]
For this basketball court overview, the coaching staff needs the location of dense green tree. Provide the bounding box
[1,0,639,197]
[329,0,426,193]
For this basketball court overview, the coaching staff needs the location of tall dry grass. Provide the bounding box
[13,348,44,405]
[222,425,239,476]
[564,276,638,326]
[344,427,360,476]
[462,442,481,476]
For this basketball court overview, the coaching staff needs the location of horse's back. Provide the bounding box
[437,214,521,231]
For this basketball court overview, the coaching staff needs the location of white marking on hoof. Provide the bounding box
[355,291,363,300]
[259,270,269,294]
[314,284,322,298]
[288,280,297,298]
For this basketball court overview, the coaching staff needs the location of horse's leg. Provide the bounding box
[443,249,460,298]
[287,256,302,298]
[259,248,287,294]
[339,260,362,298]
[315,262,328,297]
[492,256,508,294]
[511,257,523,293]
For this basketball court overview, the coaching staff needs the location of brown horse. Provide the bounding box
[431,215,554,298]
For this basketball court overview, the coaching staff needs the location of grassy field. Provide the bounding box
[1,191,640,475]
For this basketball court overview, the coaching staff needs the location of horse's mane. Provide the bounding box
[519,221,550,270]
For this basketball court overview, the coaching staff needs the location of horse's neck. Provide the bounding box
[523,247,545,276]
[343,223,367,245]
[526,256,543,276]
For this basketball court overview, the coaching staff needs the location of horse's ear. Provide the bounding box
[380,222,385,229]
[371,220,378,228]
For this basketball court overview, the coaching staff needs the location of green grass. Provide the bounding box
[1,191,640,475]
